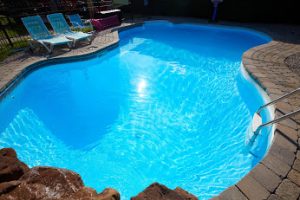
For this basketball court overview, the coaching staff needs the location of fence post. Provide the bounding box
[0,24,13,48]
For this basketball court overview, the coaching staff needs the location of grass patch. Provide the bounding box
[71,26,94,33]
[0,40,28,61]
[0,15,29,61]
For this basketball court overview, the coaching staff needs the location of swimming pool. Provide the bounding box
[0,21,273,199]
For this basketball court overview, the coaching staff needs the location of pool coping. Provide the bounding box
[0,19,300,200]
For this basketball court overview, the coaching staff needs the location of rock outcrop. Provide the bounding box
[0,148,198,200]
[0,148,29,183]
[131,183,198,200]
[0,148,120,200]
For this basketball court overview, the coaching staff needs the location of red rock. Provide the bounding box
[175,187,198,200]
[0,180,21,195]
[0,148,17,158]
[131,183,198,200]
[68,188,120,200]
[0,148,121,200]
[0,167,121,200]
[0,148,29,183]
[21,167,84,193]
[96,188,120,200]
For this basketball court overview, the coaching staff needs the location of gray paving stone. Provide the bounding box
[262,153,291,178]
[218,186,247,200]
[237,175,270,200]
[268,194,283,200]
[268,142,296,166]
[293,159,300,172]
[288,169,300,186]
[278,120,298,130]
[250,164,282,192]
[276,179,300,200]
[276,124,299,142]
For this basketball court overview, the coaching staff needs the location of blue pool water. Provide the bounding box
[0,21,272,199]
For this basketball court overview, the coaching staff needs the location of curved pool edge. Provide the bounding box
[240,64,276,150]
[0,20,299,200]
[0,35,118,100]
[143,19,272,42]
[0,22,144,100]
[214,41,300,200]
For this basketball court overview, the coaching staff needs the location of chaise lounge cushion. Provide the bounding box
[91,15,120,31]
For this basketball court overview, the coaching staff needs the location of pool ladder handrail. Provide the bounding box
[252,87,300,136]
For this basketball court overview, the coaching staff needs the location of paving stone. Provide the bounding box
[218,186,247,200]
[271,128,298,148]
[250,164,282,192]
[278,119,298,130]
[262,153,291,178]
[293,159,300,172]
[237,175,270,200]
[275,179,300,200]
[268,142,296,166]
[268,194,283,200]
[288,169,300,186]
[276,124,299,143]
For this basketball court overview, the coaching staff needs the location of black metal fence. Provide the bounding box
[0,15,29,61]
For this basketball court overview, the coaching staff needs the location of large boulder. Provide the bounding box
[0,148,120,200]
[0,148,29,183]
[0,166,120,200]
[69,187,120,200]
[131,183,198,200]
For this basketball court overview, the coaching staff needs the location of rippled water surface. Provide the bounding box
[0,21,272,199]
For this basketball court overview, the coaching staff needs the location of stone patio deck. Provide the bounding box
[0,18,299,200]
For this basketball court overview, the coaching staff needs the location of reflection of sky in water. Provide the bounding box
[137,79,147,97]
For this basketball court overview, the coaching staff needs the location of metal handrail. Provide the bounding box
[254,108,300,135]
[257,87,300,115]
[252,87,300,137]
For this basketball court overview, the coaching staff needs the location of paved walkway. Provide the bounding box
[0,18,300,200]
